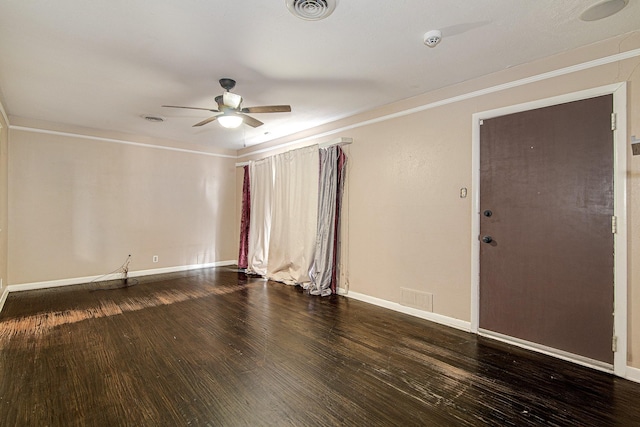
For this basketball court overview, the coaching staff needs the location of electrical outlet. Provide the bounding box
[152,255,158,263]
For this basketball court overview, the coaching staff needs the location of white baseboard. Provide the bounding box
[6,260,237,293]
[627,366,640,384]
[344,290,471,332]
[0,287,9,314]
[128,260,237,279]
[479,329,614,374]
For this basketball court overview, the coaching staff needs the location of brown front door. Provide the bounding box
[479,95,615,364]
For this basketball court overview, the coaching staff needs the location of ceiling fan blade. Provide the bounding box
[241,105,291,114]
[239,113,264,128]
[193,115,220,127]
[163,105,219,113]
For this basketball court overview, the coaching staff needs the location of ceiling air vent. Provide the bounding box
[143,115,165,123]
[286,0,337,21]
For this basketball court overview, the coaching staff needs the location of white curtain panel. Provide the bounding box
[267,145,319,286]
[247,157,274,276]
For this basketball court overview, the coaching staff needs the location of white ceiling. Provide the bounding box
[0,1,638,150]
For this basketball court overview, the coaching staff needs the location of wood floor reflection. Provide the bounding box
[1,267,639,426]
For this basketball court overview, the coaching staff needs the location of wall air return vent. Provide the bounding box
[286,0,337,21]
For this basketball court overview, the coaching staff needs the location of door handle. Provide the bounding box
[482,236,493,243]
[483,210,493,217]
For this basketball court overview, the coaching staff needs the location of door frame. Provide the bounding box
[470,83,628,377]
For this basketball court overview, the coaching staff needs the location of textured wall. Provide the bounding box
[0,112,8,291]
[8,129,237,284]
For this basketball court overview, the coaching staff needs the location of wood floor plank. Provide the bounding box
[1,267,640,426]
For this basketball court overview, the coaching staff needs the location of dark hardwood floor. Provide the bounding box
[1,267,639,426]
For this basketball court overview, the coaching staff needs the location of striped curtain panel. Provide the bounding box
[243,144,347,295]
[308,145,347,296]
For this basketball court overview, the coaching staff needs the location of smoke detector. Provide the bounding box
[286,0,337,21]
[423,30,442,48]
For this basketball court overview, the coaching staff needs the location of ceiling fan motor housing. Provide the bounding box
[219,78,236,91]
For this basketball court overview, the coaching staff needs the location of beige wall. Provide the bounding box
[0,109,8,291]
[238,32,640,368]
[8,127,238,284]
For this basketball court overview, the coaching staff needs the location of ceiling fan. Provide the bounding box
[162,78,291,129]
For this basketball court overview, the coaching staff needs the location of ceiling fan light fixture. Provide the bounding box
[223,91,243,109]
[580,0,628,21]
[218,114,243,129]
[286,0,337,21]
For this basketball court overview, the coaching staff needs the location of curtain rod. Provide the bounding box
[235,137,352,167]
[319,137,353,148]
